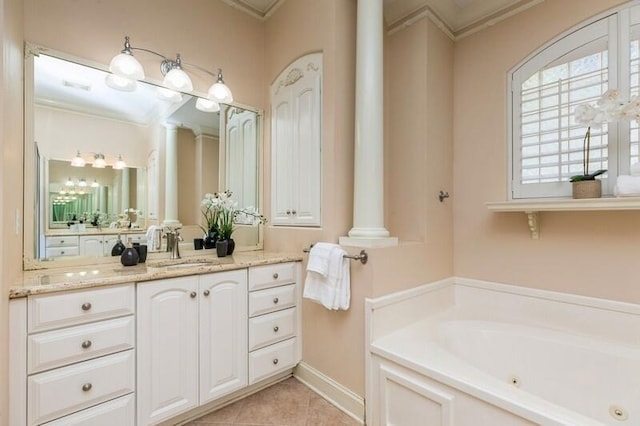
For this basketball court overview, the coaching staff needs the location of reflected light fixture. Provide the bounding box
[70,150,86,167]
[91,179,100,188]
[113,155,127,170]
[157,87,183,103]
[195,97,220,113]
[93,153,107,168]
[78,178,87,187]
[65,178,74,187]
[105,73,137,92]
[107,36,233,104]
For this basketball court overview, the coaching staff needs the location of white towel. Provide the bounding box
[303,244,350,310]
[306,243,334,277]
[145,225,159,250]
[614,175,640,197]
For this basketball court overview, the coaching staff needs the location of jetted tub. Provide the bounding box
[366,278,640,426]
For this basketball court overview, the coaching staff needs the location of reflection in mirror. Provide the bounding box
[47,159,144,229]
[26,49,262,267]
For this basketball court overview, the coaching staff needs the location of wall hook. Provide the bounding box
[439,191,450,202]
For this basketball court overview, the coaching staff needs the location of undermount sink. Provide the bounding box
[148,258,219,269]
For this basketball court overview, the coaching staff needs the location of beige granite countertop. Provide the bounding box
[11,251,302,298]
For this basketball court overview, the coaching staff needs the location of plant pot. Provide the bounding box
[204,235,216,249]
[572,180,602,199]
[227,238,235,256]
[216,240,228,257]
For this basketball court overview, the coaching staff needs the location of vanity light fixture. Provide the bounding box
[93,153,107,168]
[65,178,74,187]
[195,97,220,113]
[78,178,88,187]
[91,179,100,188]
[108,36,233,104]
[113,155,127,170]
[70,150,86,167]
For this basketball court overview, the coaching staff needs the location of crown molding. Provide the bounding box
[221,0,286,20]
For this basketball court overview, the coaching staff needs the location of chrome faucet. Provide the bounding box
[164,227,183,260]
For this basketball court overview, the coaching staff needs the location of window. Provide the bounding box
[510,5,640,199]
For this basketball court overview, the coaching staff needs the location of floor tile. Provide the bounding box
[184,377,359,426]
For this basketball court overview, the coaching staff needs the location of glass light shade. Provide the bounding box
[109,53,145,80]
[65,178,74,187]
[105,73,137,92]
[70,151,86,167]
[163,68,193,92]
[78,179,87,187]
[93,154,107,168]
[157,87,183,103]
[113,155,127,170]
[91,179,100,188]
[207,82,233,104]
[195,97,220,113]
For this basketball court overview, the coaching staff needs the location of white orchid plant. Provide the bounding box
[200,191,266,239]
[573,89,640,182]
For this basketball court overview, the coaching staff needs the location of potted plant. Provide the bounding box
[200,192,224,249]
[572,90,620,198]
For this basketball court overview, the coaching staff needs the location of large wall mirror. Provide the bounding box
[24,44,263,269]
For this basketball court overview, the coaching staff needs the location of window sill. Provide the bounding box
[485,197,640,239]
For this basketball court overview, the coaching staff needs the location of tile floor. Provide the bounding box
[185,377,360,426]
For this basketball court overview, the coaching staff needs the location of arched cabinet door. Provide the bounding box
[270,53,322,227]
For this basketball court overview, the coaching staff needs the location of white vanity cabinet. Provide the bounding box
[44,236,79,258]
[79,236,104,256]
[270,53,323,227]
[247,263,302,384]
[22,284,136,426]
[136,270,248,425]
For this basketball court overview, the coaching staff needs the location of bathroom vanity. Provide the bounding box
[9,252,302,426]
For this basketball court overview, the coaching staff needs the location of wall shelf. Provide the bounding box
[485,197,640,239]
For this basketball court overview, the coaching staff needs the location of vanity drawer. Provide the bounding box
[46,247,79,258]
[249,337,297,385]
[41,393,134,426]
[249,284,296,317]
[28,316,135,374]
[249,263,297,291]
[28,284,135,333]
[249,307,296,351]
[127,233,147,243]
[45,236,79,248]
[27,350,135,426]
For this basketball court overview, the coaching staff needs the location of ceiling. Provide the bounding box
[224,0,540,37]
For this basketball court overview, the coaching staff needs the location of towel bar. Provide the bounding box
[303,245,368,265]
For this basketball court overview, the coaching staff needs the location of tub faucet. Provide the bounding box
[164,227,183,260]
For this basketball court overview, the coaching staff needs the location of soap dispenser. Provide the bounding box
[111,234,126,256]
[120,237,139,266]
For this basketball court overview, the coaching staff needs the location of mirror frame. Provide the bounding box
[23,42,264,270]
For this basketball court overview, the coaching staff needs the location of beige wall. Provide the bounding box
[178,128,198,225]
[0,0,23,421]
[24,0,266,109]
[452,0,640,303]
[264,1,454,397]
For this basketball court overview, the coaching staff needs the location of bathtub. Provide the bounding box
[366,278,640,426]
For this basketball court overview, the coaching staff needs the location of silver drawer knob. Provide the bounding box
[81,340,92,349]
[60,240,64,244]
[272,358,279,365]
[190,292,197,298]
[82,383,92,392]
[273,326,279,332]
[273,273,279,279]
[81,302,92,311]
[292,210,297,215]
[203,290,210,297]
[273,297,279,304]
[286,210,291,215]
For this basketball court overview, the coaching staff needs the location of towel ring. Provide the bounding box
[303,245,368,265]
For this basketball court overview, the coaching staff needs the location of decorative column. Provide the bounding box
[120,167,130,210]
[162,124,181,226]
[340,0,397,248]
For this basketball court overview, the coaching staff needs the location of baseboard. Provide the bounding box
[293,361,365,424]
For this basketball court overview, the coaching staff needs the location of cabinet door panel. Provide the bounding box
[137,276,199,425]
[199,270,248,404]
[271,98,294,224]
[79,236,103,257]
